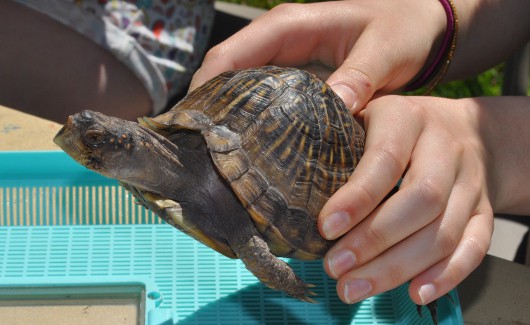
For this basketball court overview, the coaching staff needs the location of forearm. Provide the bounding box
[466,96,530,215]
[446,0,530,80]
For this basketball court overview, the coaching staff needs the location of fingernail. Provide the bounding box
[418,283,437,305]
[330,84,358,112]
[344,279,372,304]
[322,211,351,239]
[327,249,357,278]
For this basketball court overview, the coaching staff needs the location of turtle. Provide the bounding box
[54,66,439,323]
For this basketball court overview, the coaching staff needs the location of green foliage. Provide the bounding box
[430,65,504,98]
[406,65,504,98]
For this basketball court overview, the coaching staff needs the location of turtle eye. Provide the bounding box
[84,128,106,146]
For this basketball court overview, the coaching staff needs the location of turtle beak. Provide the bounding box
[53,115,74,148]
[53,114,89,165]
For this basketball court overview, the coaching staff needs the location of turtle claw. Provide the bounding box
[293,284,318,303]
[299,295,318,304]
[416,293,453,325]
[417,300,438,325]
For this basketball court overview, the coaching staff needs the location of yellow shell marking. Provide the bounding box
[280,146,291,161]
[340,145,346,166]
[266,122,295,154]
[227,79,259,109]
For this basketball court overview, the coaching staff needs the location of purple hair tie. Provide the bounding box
[404,0,458,92]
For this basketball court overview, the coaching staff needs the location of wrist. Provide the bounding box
[404,0,457,92]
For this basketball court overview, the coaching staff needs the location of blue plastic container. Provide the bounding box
[0,151,463,324]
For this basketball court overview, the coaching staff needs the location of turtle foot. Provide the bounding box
[236,235,318,303]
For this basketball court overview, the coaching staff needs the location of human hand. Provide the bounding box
[190,0,447,113]
[318,95,496,306]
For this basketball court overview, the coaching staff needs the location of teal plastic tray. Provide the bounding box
[0,151,464,324]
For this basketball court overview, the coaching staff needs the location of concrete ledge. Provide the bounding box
[215,1,266,20]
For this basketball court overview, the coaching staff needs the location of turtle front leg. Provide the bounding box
[235,235,317,303]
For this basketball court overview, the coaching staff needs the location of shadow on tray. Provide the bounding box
[177,259,376,325]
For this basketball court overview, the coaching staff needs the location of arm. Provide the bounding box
[447,0,530,81]
[475,96,530,215]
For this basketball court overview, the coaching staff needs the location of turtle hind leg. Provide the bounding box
[235,235,317,303]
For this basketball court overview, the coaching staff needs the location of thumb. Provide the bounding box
[327,65,375,114]
[326,26,411,114]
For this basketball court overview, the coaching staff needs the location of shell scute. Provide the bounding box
[203,125,241,153]
[210,149,252,182]
[206,72,287,132]
[230,167,269,208]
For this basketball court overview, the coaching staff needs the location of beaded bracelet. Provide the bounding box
[404,0,458,93]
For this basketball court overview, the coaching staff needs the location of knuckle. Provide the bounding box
[376,95,426,123]
[446,261,467,285]
[376,95,417,113]
[436,229,460,258]
[449,137,466,156]
[203,45,225,63]
[349,181,378,209]
[373,145,407,176]
[462,235,489,261]
[267,2,302,17]
[416,176,446,212]
[403,97,424,116]
[337,66,375,95]
[383,263,406,288]
[364,223,389,254]
[447,239,488,283]
[444,236,488,283]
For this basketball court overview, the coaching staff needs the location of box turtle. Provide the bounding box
[54,66,439,323]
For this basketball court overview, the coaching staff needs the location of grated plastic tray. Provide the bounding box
[0,151,463,324]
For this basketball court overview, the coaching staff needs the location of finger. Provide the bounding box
[324,127,458,279]
[408,201,493,306]
[319,96,422,240]
[334,182,475,304]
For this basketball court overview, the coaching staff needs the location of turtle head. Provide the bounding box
[54,110,183,191]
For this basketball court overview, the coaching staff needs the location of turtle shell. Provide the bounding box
[144,66,364,260]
